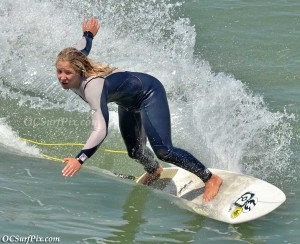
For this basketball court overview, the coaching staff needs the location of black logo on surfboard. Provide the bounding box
[231,192,257,219]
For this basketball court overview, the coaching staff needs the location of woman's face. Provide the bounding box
[56,60,81,89]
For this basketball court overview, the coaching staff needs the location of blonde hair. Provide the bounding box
[56,47,116,78]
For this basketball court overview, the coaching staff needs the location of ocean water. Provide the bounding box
[0,0,299,243]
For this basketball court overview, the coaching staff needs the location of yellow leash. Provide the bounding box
[21,137,138,180]
[40,153,64,162]
[20,138,127,154]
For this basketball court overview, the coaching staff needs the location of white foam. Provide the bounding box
[0,118,40,156]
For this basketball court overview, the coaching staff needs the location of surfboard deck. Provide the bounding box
[136,167,286,224]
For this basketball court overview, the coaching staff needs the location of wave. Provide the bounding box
[0,0,295,182]
[0,118,40,156]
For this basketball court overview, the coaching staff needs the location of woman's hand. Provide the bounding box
[62,158,82,177]
[82,17,100,37]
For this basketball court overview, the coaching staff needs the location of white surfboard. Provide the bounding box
[136,167,286,224]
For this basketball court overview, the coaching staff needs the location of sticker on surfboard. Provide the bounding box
[231,192,258,219]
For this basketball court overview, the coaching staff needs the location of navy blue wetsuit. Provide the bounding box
[73,32,212,182]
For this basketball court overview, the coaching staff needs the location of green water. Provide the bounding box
[1,0,299,243]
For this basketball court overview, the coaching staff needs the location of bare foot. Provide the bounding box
[138,165,163,185]
[203,174,223,202]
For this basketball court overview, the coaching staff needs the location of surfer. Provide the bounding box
[57,18,222,201]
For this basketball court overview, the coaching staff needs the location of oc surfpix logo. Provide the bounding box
[230,192,257,219]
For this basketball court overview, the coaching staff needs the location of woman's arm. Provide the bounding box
[62,78,107,177]
[75,78,108,163]
[76,18,100,55]
[62,19,101,177]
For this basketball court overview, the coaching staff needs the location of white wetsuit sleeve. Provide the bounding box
[75,78,107,163]
[84,78,107,149]
[75,31,94,56]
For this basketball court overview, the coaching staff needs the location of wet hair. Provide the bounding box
[56,47,116,78]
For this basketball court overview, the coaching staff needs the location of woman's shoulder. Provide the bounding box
[83,76,105,88]
[87,76,104,81]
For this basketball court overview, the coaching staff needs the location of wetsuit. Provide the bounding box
[73,32,212,182]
